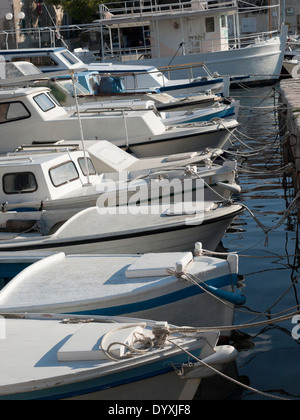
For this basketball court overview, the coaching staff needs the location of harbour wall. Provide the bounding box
[278,79,300,192]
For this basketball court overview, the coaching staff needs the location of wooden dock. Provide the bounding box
[278,79,300,191]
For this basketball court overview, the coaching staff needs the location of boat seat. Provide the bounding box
[166,151,198,161]
[125,252,193,278]
[86,140,138,173]
[57,322,147,361]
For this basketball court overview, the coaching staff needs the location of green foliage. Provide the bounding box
[46,0,101,22]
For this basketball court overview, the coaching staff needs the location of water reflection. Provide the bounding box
[197,84,300,400]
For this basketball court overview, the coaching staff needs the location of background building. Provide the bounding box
[283,0,300,34]
[0,0,63,49]
[1,1,300,51]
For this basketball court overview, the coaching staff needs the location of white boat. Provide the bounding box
[0,59,227,112]
[0,201,243,254]
[0,1,287,86]
[159,98,239,126]
[0,86,238,157]
[52,76,225,111]
[284,35,300,61]
[0,244,245,336]
[0,47,85,74]
[72,95,239,125]
[94,0,287,86]
[86,62,226,95]
[0,61,42,79]
[282,55,300,78]
[0,46,227,95]
[0,61,239,127]
[0,312,238,400]
[46,70,239,117]
[0,141,240,233]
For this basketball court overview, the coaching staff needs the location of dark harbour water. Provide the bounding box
[196,84,300,401]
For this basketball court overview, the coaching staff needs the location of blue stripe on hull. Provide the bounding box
[173,108,235,124]
[0,348,203,400]
[64,274,238,316]
[160,78,224,92]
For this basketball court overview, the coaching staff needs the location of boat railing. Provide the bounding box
[286,37,300,52]
[154,61,219,82]
[0,156,33,165]
[13,144,81,154]
[184,28,280,54]
[101,26,280,61]
[71,106,154,116]
[101,61,214,81]
[90,61,218,90]
[102,45,152,62]
[228,29,280,48]
[99,0,237,19]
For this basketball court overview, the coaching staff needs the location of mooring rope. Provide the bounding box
[100,317,298,400]
[168,336,291,401]
[97,315,298,400]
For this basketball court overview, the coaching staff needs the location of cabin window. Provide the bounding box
[78,157,97,176]
[49,161,79,187]
[12,56,58,67]
[0,101,30,124]
[3,172,37,194]
[48,91,62,107]
[33,93,56,112]
[60,51,82,66]
[205,17,215,33]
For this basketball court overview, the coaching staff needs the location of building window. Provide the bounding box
[205,17,215,33]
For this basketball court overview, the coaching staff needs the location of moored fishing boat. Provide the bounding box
[0,312,238,400]
[0,201,244,254]
[0,243,245,334]
[93,0,287,86]
[0,86,238,157]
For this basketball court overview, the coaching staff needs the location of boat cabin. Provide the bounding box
[0,148,98,206]
[0,47,84,73]
[0,61,41,80]
[0,85,172,154]
[0,46,222,94]
[96,0,238,62]
[0,84,238,158]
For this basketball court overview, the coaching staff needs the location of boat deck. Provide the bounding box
[0,252,228,311]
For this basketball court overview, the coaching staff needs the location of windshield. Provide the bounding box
[60,50,82,66]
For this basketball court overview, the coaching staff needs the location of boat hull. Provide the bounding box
[115,33,287,86]
[120,123,236,157]
[65,370,200,400]
[18,283,236,338]
[0,261,239,333]
[0,314,235,400]
[0,357,202,401]
[0,206,243,254]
